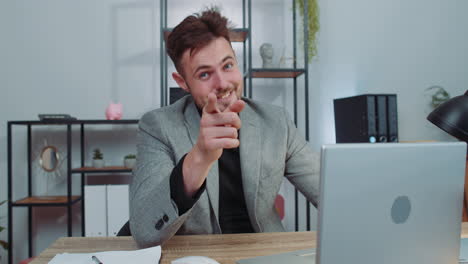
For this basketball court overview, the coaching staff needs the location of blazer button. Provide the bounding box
[163,214,169,222]
[155,219,164,230]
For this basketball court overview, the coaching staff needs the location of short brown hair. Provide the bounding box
[166,8,231,75]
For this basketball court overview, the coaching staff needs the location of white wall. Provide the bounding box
[1,0,468,263]
[0,1,157,262]
[309,0,468,150]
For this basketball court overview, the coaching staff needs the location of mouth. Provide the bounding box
[217,90,232,99]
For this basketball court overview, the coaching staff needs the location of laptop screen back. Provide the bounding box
[317,142,466,264]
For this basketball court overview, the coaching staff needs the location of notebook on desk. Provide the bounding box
[48,245,161,264]
[238,142,467,264]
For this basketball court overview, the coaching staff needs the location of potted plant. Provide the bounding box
[92,148,105,168]
[426,85,450,109]
[296,0,320,61]
[124,154,136,169]
[0,200,8,261]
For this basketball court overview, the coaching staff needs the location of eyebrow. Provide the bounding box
[192,55,235,77]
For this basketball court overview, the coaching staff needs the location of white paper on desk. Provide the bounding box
[48,245,161,264]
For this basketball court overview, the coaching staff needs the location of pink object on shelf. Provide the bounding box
[105,102,123,120]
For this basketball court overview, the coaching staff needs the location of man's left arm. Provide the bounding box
[283,109,321,207]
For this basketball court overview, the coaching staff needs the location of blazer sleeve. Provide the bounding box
[282,109,321,207]
[129,115,198,248]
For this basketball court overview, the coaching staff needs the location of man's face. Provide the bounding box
[173,37,243,112]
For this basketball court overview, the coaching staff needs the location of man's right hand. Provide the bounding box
[182,93,245,197]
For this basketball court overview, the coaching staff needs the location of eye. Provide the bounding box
[224,63,233,70]
[199,72,209,79]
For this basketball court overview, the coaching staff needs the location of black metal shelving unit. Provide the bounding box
[7,119,138,264]
[159,0,311,232]
[159,0,251,107]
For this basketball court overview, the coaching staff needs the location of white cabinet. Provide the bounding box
[107,185,130,236]
[85,184,129,237]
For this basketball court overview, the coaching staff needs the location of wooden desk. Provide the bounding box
[30,223,468,264]
[31,231,315,264]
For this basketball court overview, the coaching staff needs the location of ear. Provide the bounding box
[172,72,190,93]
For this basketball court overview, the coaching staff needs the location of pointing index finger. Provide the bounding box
[224,99,245,114]
[203,93,220,114]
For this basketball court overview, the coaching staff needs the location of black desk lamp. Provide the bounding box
[427,90,468,147]
[427,90,468,220]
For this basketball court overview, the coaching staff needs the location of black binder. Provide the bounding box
[334,94,398,143]
[376,95,388,142]
[334,95,377,143]
[387,95,399,142]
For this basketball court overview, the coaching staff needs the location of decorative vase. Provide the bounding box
[124,158,136,169]
[92,159,104,168]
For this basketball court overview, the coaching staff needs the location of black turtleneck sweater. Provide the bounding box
[169,146,254,234]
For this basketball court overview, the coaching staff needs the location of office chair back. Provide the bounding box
[117,220,131,236]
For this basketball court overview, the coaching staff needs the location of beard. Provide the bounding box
[185,83,242,113]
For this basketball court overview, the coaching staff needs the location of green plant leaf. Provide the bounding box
[93,149,103,159]
[296,0,320,61]
[426,86,450,109]
[0,240,8,250]
[0,226,4,233]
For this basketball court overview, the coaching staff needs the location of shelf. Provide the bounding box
[250,68,306,78]
[228,28,249,42]
[8,118,139,262]
[12,196,82,207]
[8,119,139,126]
[163,28,249,43]
[72,166,133,174]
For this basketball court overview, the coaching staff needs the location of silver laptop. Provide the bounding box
[238,142,467,264]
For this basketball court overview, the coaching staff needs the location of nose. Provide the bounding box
[212,70,231,91]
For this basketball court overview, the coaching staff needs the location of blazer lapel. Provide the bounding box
[184,100,220,225]
[184,99,201,145]
[239,103,262,231]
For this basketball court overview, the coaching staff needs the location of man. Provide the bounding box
[129,8,320,248]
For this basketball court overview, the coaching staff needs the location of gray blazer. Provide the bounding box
[129,96,320,248]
